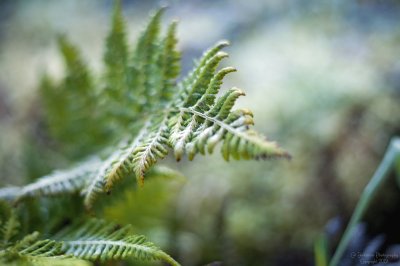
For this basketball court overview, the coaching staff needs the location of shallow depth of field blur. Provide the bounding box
[1,0,399,265]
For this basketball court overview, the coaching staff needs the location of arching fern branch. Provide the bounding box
[55,219,179,265]
[0,157,102,204]
[0,3,289,211]
[1,159,182,211]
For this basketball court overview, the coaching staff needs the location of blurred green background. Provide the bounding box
[0,0,399,265]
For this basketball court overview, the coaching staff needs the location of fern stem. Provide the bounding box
[329,137,400,266]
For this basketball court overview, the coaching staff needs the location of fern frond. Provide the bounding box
[178,40,229,102]
[0,207,69,263]
[83,115,173,209]
[29,6,289,209]
[0,231,89,266]
[131,115,170,185]
[15,158,101,201]
[82,126,151,209]
[3,232,89,266]
[82,142,136,209]
[41,35,107,156]
[56,219,179,266]
[103,40,287,187]
[177,103,287,161]
[104,0,128,88]
[170,42,288,161]
[1,216,178,265]
[183,51,229,108]
[11,232,64,259]
[157,20,181,103]
[101,0,132,128]
[0,7,290,266]
[0,232,90,266]
[130,8,164,112]
[81,158,114,210]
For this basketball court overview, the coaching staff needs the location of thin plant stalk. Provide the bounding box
[329,137,400,266]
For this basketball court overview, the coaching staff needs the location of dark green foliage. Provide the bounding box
[5,2,288,210]
[0,203,69,265]
[40,37,107,157]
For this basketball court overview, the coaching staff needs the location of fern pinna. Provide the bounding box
[0,2,288,265]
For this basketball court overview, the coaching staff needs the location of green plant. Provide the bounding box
[314,137,400,266]
[0,2,288,265]
[0,202,177,266]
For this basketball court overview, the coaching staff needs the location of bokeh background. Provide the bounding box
[0,0,399,265]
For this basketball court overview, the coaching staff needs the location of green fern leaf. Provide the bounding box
[101,0,132,128]
[41,35,108,156]
[82,142,137,209]
[56,219,179,266]
[100,41,288,193]
[157,20,181,103]
[12,232,64,259]
[20,6,289,210]
[170,41,288,161]
[2,232,82,265]
[0,6,290,266]
[131,8,164,113]
[1,229,90,266]
[178,40,229,102]
[2,230,89,265]
[103,0,128,92]
[131,115,170,185]
[82,127,151,209]
[13,158,101,202]
[0,207,178,265]
[0,213,177,265]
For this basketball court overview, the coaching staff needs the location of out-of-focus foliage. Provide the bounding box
[0,0,399,265]
[0,201,87,266]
